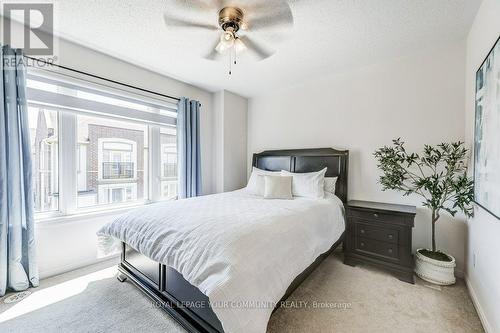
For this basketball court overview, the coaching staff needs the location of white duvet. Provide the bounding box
[97,190,345,333]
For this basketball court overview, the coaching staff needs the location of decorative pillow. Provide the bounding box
[324,176,338,194]
[264,175,293,199]
[281,168,327,199]
[246,167,281,196]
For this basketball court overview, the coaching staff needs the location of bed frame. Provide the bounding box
[116,148,349,333]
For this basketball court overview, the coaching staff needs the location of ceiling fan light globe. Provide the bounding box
[234,38,247,53]
[219,31,235,50]
[215,41,224,53]
[223,31,233,41]
[215,41,231,54]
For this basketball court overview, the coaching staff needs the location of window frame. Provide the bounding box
[27,67,178,222]
[28,107,60,216]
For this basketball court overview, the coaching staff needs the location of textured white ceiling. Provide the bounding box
[51,0,481,97]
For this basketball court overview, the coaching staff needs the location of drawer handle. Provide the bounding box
[373,213,379,218]
[388,234,393,240]
[360,242,365,247]
[360,229,365,234]
[388,248,393,254]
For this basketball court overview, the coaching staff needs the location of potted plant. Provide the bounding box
[374,139,473,285]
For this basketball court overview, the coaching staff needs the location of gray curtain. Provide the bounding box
[177,97,201,198]
[0,46,39,296]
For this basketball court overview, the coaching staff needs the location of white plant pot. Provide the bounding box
[414,248,456,285]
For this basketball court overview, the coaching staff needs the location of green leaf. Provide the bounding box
[374,139,474,217]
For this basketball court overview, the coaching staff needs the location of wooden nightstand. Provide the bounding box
[344,200,416,284]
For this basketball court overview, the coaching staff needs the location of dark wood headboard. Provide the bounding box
[252,148,349,203]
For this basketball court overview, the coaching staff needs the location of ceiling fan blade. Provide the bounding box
[169,0,216,11]
[238,35,273,60]
[168,0,231,12]
[248,12,293,31]
[163,14,218,31]
[212,0,225,9]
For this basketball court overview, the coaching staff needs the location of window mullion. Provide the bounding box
[59,112,77,214]
[149,125,161,202]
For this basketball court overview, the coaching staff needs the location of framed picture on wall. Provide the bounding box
[474,35,500,219]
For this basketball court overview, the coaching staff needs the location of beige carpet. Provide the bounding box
[0,252,483,333]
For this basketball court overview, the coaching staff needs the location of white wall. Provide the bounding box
[32,36,215,279]
[36,211,122,278]
[212,90,248,192]
[248,41,467,273]
[223,91,248,191]
[464,0,500,331]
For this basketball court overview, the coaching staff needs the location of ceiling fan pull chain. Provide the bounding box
[229,51,232,75]
[234,45,237,65]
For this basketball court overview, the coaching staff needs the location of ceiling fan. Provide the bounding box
[163,0,293,74]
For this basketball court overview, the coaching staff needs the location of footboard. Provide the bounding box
[118,243,224,333]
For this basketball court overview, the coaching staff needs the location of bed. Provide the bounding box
[98,148,349,333]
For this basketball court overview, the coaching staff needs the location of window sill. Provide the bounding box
[35,201,153,226]
[35,196,178,226]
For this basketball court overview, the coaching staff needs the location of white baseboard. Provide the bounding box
[465,275,493,333]
[39,254,120,280]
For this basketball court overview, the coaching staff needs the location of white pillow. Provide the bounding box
[324,176,338,194]
[281,168,327,199]
[264,175,292,199]
[246,167,280,196]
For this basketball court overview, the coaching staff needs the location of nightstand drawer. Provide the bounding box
[355,237,400,261]
[354,221,399,244]
[349,209,400,224]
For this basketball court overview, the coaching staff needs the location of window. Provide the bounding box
[26,68,178,218]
